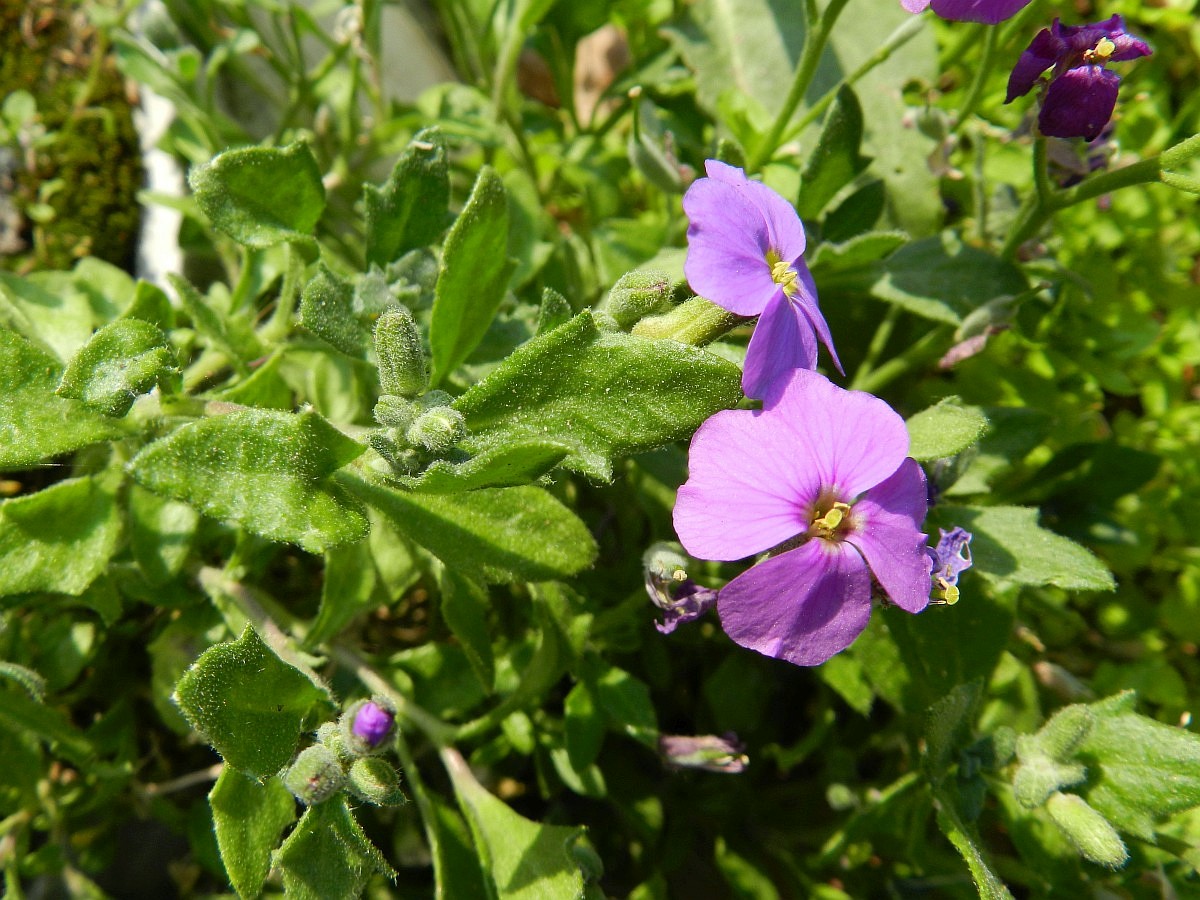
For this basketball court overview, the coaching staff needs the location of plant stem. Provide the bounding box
[850,304,900,389]
[851,324,948,394]
[955,24,997,124]
[259,242,303,344]
[747,0,853,172]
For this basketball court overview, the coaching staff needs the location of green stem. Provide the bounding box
[850,305,900,389]
[955,24,997,124]
[851,324,948,394]
[259,243,303,344]
[747,0,853,172]
[817,770,922,865]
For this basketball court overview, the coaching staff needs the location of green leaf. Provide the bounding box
[564,680,606,771]
[174,626,329,779]
[306,539,378,648]
[455,312,742,481]
[871,234,1028,325]
[299,265,369,357]
[275,797,396,899]
[365,128,450,266]
[797,85,869,219]
[169,274,264,367]
[56,319,176,417]
[209,767,297,899]
[0,270,97,362]
[0,329,123,468]
[591,664,658,749]
[344,476,597,583]
[906,397,989,462]
[430,166,514,385]
[1078,692,1200,840]
[426,792,491,900]
[939,505,1115,592]
[935,788,1016,900]
[924,680,984,781]
[445,747,588,900]
[128,484,198,585]
[0,683,95,766]
[0,474,121,597]
[129,408,368,554]
[439,567,495,691]
[190,142,326,247]
[397,439,570,493]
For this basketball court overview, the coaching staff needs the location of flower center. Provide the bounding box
[765,249,800,298]
[1084,36,1116,64]
[810,500,853,541]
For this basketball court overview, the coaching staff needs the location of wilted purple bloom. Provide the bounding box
[927,527,973,604]
[660,733,748,773]
[1005,16,1151,141]
[683,160,840,400]
[673,370,931,667]
[900,0,1031,24]
[352,701,395,748]
[643,542,719,633]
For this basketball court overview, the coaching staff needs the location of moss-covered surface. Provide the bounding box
[0,0,142,272]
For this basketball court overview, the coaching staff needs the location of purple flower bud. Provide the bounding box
[659,733,748,773]
[352,701,395,747]
[1005,16,1151,141]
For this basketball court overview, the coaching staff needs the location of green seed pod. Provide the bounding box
[601,270,674,330]
[348,757,407,807]
[283,744,345,805]
[374,306,427,398]
[1046,792,1128,868]
[406,407,466,454]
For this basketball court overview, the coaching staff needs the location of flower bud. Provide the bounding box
[373,395,417,430]
[601,270,674,330]
[1046,792,1128,868]
[348,756,407,806]
[283,744,346,805]
[658,733,747,773]
[315,721,348,760]
[340,699,396,757]
[374,306,427,398]
[405,406,466,454]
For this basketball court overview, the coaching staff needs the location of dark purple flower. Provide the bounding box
[1005,16,1151,141]
[927,526,973,604]
[683,160,840,400]
[673,370,931,667]
[901,0,1031,24]
[352,701,395,748]
[659,733,748,773]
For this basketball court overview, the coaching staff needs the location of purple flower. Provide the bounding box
[673,370,931,667]
[352,701,395,748]
[1005,16,1151,141]
[901,0,1031,24]
[659,733,748,773]
[643,542,719,633]
[683,160,840,400]
[927,526,973,604]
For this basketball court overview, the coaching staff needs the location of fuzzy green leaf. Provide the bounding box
[439,567,495,691]
[940,504,1114,591]
[299,265,368,357]
[344,475,597,583]
[210,767,297,899]
[275,797,396,899]
[906,397,990,461]
[0,475,121,597]
[174,627,328,779]
[445,748,588,900]
[56,319,176,417]
[429,166,514,385]
[190,142,326,247]
[397,439,570,493]
[129,408,367,554]
[455,312,741,481]
[798,86,870,219]
[0,329,123,467]
[365,128,450,266]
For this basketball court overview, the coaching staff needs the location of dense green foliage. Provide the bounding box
[2,0,1200,898]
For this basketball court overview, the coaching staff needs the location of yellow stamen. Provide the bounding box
[931,577,960,606]
[1085,37,1116,63]
[766,249,800,298]
[812,501,852,538]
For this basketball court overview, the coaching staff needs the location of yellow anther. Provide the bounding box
[812,501,852,537]
[1085,37,1116,63]
[766,250,800,298]
[932,577,960,606]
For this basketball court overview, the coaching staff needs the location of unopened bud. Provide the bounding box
[348,756,407,806]
[601,270,674,330]
[340,699,396,757]
[1046,792,1128,868]
[659,733,747,773]
[373,395,416,430]
[283,744,346,805]
[405,407,465,454]
[315,721,348,760]
[374,306,427,398]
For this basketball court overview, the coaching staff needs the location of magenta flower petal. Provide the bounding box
[742,291,817,401]
[847,458,931,614]
[1039,67,1119,141]
[683,178,779,316]
[792,263,844,376]
[717,540,873,666]
[900,0,931,12]
[928,0,1031,23]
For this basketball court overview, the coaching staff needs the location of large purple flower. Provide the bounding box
[1005,16,1151,141]
[683,160,840,400]
[901,0,1031,24]
[673,370,931,666]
